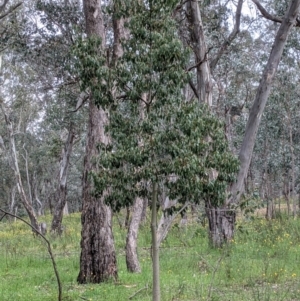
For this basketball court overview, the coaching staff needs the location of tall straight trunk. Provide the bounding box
[77,0,117,284]
[151,182,160,301]
[126,197,143,273]
[77,102,117,283]
[288,111,297,217]
[51,124,75,234]
[266,199,275,220]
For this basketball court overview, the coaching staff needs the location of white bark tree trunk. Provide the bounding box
[0,103,39,232]
[51,124,75,234]
[125,197,144,273]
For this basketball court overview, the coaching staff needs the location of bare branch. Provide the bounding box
[252,0,282,23]
[0,2,22,20]
[210,0,243,71]
[186,47,212,72]
[188,79,199,99]
[129,284,149,300]
[252,0,300,27]
[0,212,7,221]
[68,92,89,113]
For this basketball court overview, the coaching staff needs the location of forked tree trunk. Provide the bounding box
[157,197,177,246]
[51,124,75,234]
[126,197,144,273]
[78,0,117,284]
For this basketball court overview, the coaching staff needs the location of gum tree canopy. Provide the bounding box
[75,0,239,244]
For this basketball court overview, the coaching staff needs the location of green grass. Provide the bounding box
[1,213,300,301]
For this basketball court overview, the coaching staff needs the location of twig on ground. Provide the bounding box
[129,284,149,300]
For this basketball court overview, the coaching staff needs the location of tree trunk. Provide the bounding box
[51,124,75,234]
[157,196,176,246]
[125,95,146,272]
[78,0,118,284]
[77,194,117,283]
[266,199,275,220]
[151,182,160,301]
[140,198,148,223]
[186,0,212,106]
[126,197,144,273]
[77,102,118,283]
[0,104,39,232]
[288,110,297,217]
[230,0,300,205]
[205,203,235,248]
[156,197,188,246]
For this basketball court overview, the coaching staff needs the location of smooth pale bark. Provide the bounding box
[141,198,148,223]
[51,124,75,234]
[125,197,144,273]
[186,0,212,106]
[125,96,146,272]
[157,196,177,246]
[77,0,117,283]
[151,182,160,301]
[156,197,189,246]
[229,0,300,206]
[0,104,39,232]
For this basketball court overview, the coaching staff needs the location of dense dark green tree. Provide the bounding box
[74,0,238,296]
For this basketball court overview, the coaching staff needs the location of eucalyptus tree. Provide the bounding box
[0,0,86,232]
[0,59,44,231]
[180,0,300,246]
[253,65,300,218]
[78,1,238,298]
[20,0,86,232]
[231,0,300,208]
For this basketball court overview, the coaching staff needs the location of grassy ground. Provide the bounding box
[1,212,300,301]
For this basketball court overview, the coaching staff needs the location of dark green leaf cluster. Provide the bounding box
[72,37,114,106]
[94,102,238,211]
[75,0,239,210]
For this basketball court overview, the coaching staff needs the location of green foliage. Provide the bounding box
[70,0,240,210]
[72,36,113,106]
[85,0,239,210]
[95,102,238,210]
